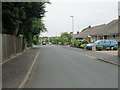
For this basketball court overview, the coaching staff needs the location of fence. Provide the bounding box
[2,34,24,61]
[0,34,2,62]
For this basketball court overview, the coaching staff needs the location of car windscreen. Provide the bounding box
[104,40,110,43]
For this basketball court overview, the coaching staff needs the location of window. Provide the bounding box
[99,41,104,44]
[104,35,107,39]
[104,40,110,43]
[110,40,117,43]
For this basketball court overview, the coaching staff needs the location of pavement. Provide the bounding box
[27,45,118,88]
[2,46,39,88]
[62,46,119,66]
[96,50,118,56]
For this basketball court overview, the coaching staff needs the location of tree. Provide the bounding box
[50,32,73,45]
[61,32,72,45]
[2,2,48,47]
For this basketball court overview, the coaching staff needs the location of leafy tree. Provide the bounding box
[61,32,72,45]
[50,32,73,45]
[2,2,48,47]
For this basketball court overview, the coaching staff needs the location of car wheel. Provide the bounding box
[110,46,114,50]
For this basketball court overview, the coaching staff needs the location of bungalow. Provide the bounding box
[72,19,118,42]
[91,20,118,42]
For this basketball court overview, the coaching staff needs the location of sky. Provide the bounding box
[41,0,119,37]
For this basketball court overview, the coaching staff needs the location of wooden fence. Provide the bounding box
[2,34,24,61]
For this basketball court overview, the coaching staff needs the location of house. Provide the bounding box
[71,31,83,40]
[91,20,118,42]
[72,19,118,42]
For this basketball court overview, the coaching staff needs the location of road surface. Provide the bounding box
[27,45,118,88]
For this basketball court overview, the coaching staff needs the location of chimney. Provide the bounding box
[88,25,91,29]
[77,31,79,34]
[70,32,73,34]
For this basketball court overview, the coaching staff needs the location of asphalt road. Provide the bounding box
[28,45,118,88]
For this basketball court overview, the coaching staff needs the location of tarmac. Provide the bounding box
[2,45,119,88]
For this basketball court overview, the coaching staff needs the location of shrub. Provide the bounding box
[67,41,72,45]
[80,44,86,49]
[71,40,81,47]
[58,42,62,45]
[97,46,103,51]
[90,41,95,43]
[106,47,110,51]
[81,40,89,44]
[77,42,81,47]
[113,46,118,50]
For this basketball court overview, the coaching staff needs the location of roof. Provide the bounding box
[119,1,120,16]
[73,19,118,38]
[94,19,118,35]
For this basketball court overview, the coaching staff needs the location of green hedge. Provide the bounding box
[71,40,81,47]
[113,46,118,50]
[97,46,103,51]
[106,47,110,51]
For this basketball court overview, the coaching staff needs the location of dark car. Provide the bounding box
[42,42,46,45]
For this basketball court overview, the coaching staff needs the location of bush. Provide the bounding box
[80,44,86,49]
[71,40,81,47]
[81,40,89,44]
[58,42,62,45]
[106,47,110,51]
[113,46,118,50]
[67,41,72,45]
[76,42,81,47]
[97,46,103,51]
[90,41,95,43]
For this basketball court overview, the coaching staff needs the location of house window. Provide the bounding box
[113,35,116,39]
[104,40,110,43]
[95,36,97,41]
[104,35,107,39]
[99,36,103,39]
[99,41,104,44]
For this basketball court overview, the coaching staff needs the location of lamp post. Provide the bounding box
[70,16,74,34]
[70,16,74,46]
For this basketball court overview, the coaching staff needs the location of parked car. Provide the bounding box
[42,42,46,45]
[86,39,118,50]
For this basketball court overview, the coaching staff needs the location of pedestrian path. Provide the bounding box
[62,46,119,66]
[96,51,118,56]
[86,50,119,65]
[2,46,39,88]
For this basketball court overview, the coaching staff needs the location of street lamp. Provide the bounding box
[70,16,74,34]
[70,16,74,46]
